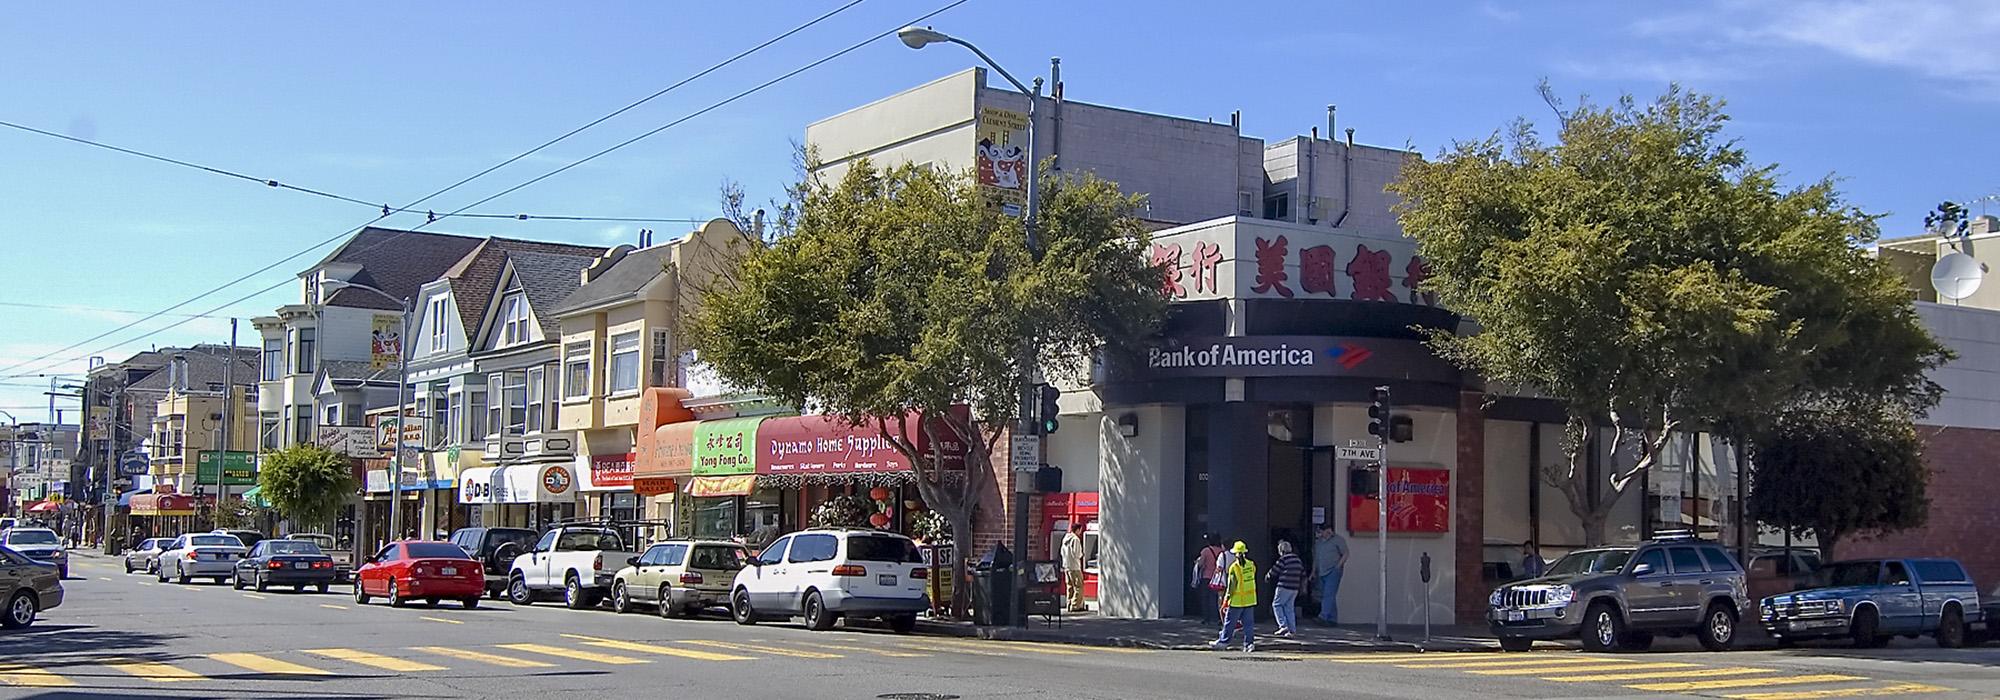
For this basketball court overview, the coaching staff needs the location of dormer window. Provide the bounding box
[429,297,450,351]
[498,293,530,346]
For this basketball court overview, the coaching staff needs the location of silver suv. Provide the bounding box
[1489,538,1747,652]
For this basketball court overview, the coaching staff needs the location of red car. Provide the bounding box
[353,541,485,609]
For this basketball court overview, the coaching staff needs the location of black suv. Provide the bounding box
[1488,537,1749,652]
[448,527,539,599]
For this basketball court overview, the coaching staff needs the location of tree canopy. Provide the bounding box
[1748,403,1930,558]
[257,445,356,532]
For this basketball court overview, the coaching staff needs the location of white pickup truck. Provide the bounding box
[506,525,641,609]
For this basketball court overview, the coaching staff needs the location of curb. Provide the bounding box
[914,620,1489,653]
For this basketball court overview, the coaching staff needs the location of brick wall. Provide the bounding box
[1838,425,2000,588]
[965,427,1047,563]
[1454,392,1488,623]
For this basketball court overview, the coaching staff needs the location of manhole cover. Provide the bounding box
[877,695,960,700]
[1220,655,1295,662]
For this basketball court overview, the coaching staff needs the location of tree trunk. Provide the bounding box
[1814,527,1839,562]
[1579,511,1607,547]
[947,511,974,619]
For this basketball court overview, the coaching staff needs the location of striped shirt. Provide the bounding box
[1271,552,1307,591]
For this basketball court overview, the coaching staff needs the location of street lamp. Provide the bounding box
[901,25,1043,627]
[320,279,413,544]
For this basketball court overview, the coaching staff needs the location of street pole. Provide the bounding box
[389,298,411,541]
[1376,387,1390,641]
[219,319,235,529]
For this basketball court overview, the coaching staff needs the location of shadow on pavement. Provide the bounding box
[0,625,186,659]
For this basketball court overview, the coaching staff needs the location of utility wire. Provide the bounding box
[0,0,875,380]
[0,301,252,319]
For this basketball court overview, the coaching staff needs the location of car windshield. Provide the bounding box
[555,530,624,552]
[5,530,58,545]
[690,545,747,571]
[190,535,243,547]
[1546,549,1634,576]
[846,535,923,563]
[294,535,335,547]
[264,541,323,556]
[1817,561,1882,587]
[405,543,470,559]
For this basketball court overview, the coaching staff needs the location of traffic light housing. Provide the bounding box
[1037,384,1061,435]
[1349,465,1380,499]
[1366,386,1391,439]
[1390,415,1414,443]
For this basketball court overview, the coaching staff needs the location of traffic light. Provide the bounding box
[1037,384,1061,435]
[1390,415,1415,443]
[1366,386,1391,440]
[1349,465,1380,498]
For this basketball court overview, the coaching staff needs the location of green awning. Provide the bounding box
[242,485,269,508]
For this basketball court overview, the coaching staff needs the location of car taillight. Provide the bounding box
[679,572,703,584]
[414,566,431,577]
[267,561,284,569]
[313,561,331,569]
[593,554,604,571]
[831,564,867,577]
[911,567,928,580]
[185,552,198,561]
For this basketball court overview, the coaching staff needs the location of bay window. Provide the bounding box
[563,341,590,399]
[608,332,640,395]
[526,367,545,434]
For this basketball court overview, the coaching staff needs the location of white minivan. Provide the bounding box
[729,529,928,633]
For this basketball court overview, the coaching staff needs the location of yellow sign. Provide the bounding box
[370,314,402,370]
[975,107,1029,217]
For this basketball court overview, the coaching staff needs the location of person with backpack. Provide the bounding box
[1190,533,1225,623]
[1267,540,1306,637]
[1212,541,1258,652]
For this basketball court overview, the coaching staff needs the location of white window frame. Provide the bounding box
[498,293,529,347]
[526,367,545,434]
[429,297,450,351]
[608,332,641,395]
[563,341,591,399]
[261,339,283,382]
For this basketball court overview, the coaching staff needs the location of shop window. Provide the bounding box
[787,534,837,563]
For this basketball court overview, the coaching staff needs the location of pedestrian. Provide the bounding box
[1190,533,1225,623]
[1520,541,1546,579]
[1211,541,1257,652]
[1268,540,1306,636]
[1061,524,1088,612]
[1312,523,1348,625]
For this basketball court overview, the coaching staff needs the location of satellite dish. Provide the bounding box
[1932,252,1986,300]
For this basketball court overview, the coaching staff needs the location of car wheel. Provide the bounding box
[354,582,371,605]
[732,588,757,626]
[659,586,679,619]
[1498,637,1533,652]
[124,560,133,574]
[146,560,157,575]
[1,592,35,629]
[462,597,479,610]
[509,574,534,606]
[58,565,67,580]
[213,577,228,585]
[1851,606,1888,648]
[156,565,167,583]
[317,584,329,594]
[803,590,835,631]
[231,574,246,590]
[425,597,441,607]
[254,574,268,593]
[887,613,918,634]
[1937,605,1967,648]
[388,579,406,608]
[176,565,190,585]
[611,582,632,614]
[1698,604,1737,651]
[1581,602,1623,652]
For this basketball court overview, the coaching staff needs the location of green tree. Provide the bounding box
[1748,403,1929,559]
[689,160,1169,610]
[257,445,356,533]
[1390,85,1946,544]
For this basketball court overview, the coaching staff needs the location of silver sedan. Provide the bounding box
[157,533,248,584]
[123,538,173,574]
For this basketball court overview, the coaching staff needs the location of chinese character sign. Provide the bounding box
[975,107,1029,217]
[370,314,403,370]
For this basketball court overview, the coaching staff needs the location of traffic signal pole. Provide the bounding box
[1368,386,1392,640]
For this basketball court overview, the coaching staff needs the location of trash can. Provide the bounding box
[971,545,1015,626]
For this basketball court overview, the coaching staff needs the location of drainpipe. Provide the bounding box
[1305,129,1317,225]
[1333,128,1354,228]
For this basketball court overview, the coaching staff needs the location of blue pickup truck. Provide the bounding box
[1760,557,1983,648]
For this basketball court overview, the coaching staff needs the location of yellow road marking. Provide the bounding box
[683,639,841,659]
[319,604,348,610]
[412,646,555,669]
[0,663,74,687]
[897,642,1009,657]
[559,634,753,661]
[1470,661,1697,676]
[419,616,463,625]
[1723,683,1950,700]
[106,658,204,683]
[1547,666,1776,682]
[1397,656,1638,669]
[1629,674,1865,692]
[801,642,931,658]
[304,648,447,672]
[241,593,267,600]
[929,639,1084,656]
[496,643,649,665]
[1327,652,1529,663]
[208,653,329,676]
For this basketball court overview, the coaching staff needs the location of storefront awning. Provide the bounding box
[635,421,696,479]
[242,485,270,508]
[754,411,967,477]
[459,463,579,505]
[687,474,757,498]
[130,493,195,517]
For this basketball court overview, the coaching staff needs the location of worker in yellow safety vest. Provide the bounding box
[1211,540,1258,652]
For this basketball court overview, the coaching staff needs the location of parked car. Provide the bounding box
[0,545,62,629]
[447,527,539,599]
[1488,537,1748,652]
[611,540,749,618]
[1761,558,1984,648]
[123,538,174,574]
[2,528,68,579]
[213,529,268,550]
[729,528,929,633]
[290,534,353,583]
[507,525,641,610]
[156,533,249,584]
[353,540,483,609]
[1747,548,1824,603]
[1971,583,2000,646]
[232,539,337,593]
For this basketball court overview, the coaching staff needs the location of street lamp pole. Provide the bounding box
[323,280,413,543]
[901,25,1042,627]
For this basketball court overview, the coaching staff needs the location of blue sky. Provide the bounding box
[4,0,1998,421]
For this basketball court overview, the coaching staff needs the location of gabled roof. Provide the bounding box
[315,227,486,311]
[124,345,258,394]
[508,251,600,336]
[553,246,671,315]
[436,238,607,344]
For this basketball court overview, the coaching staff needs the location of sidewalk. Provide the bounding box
[916,611,1497,653]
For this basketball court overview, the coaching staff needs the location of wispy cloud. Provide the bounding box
[1637,0,2000,95]
[1477,1,1520,22]
[1554,55,1749,83]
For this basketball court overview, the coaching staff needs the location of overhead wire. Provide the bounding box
[0,0,881,380]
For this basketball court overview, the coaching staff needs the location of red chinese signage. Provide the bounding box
[589,453,635,490]
[1347,467,1451,534]
[1151,228,1438,306]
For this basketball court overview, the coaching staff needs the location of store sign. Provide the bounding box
[688,474,757,498]
[633,476,678,497]
[459,464,574,504]
[317,426,381,457]
[692,417,760,476]
[1347,466,1451,534]
[1150,222,1437,305]
[975,106,1029,217]
[585,453,635,490]
[194,451,258,486]
[756,414,959,476]
[370,314,403,370]
[1132,336,1459,382]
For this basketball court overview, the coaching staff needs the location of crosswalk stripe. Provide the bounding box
[242,593,267,600]
[413,646,555,669]
[1327,652,1522,663]
[1546,666,1775,682]
[929,639,1084,656]
[304,647,447,672]
[1722,683,1951,700]
[0,663,74,687]
[209,653,330,676]
[319,604,348,610]
[106,658,204,682]
[683,640,842,659]
[1628,674,1865,692]
[1469,661,1696,676]
[1397,656,1638,669]
[419,616,463,625]
[559,635,753,661]
[801,642,932,658]
[497,643,649,665]
[897,642,1010,657]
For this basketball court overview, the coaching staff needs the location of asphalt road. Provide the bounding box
[5,553,2000,699]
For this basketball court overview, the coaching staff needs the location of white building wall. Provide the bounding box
[1917,301,2000,430]
[1315,403,1457,625]
[1099,404,1185,619]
